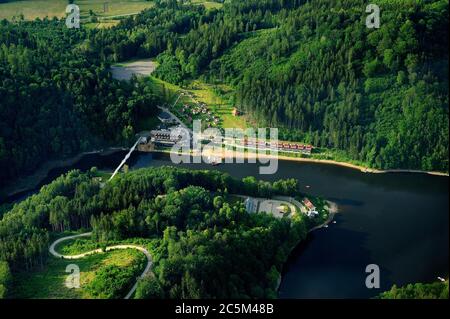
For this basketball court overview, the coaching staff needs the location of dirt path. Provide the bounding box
[49,232,152,299]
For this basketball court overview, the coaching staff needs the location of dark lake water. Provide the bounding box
[4,151,449,298]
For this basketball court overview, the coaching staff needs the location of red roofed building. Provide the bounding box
[303,198,315,210]
[303,198,318,218]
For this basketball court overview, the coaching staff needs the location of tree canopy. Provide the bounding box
[0,166,310,298]
[93,0,449,171]
[379,281,449,299]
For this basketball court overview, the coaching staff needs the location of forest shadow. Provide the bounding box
[279,226,393,299]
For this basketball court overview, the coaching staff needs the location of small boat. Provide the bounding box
[332,221,337,224]
[324,225,329,228]
[306,185,311,188]
[207,155,221,166]
[437,277,446,282]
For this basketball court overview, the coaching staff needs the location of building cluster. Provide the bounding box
[180,102,220,128]
[277,143,313,154]
[237,138,313,155]
[303,198,319,218]
[146,128,183,146]
[145,125,314,156]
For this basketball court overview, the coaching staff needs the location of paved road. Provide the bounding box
[49,232,152,299]
[273,196,306,214]
[157,105,190,131]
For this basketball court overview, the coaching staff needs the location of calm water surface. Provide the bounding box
[5,151,449,298]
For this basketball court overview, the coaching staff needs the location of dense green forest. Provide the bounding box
[1,0,448,192]
[0,260,11,298]
[91,0,448,171]
[0,19,162,189]
[86,252,147,299]
[379,280,449,299]
[0,0,448,300]
[0,166,311,298]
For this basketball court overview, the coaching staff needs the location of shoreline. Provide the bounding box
[1,147,127,201]
[309,200,339,233]
[155,149,449,177]
[276,200,339,294]
[281,156,449,177]
[2,146,448,202]
[49,232,152,299]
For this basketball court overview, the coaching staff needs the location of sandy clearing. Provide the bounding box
[110,60,157,81]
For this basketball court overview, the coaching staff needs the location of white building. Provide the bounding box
[245,197,258,214]
[303,198,319,218]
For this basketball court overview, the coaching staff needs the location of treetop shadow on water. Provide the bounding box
[3,151,448,298]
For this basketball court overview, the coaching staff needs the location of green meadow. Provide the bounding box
[10,248,145,299]
[0,0,155,27]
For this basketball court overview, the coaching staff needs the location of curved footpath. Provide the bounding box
[49,232,152,299]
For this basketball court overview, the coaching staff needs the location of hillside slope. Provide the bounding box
[144,0,449,171]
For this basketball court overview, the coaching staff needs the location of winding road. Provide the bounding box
[49,232,152,299]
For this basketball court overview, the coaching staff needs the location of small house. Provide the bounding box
[303,198,319,218]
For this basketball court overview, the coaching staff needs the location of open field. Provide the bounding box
[0,0,66,20]
[191,0,223,10]
[147,75,182,101]
[111,60,158,81]
[186,80,247,129]
[10,248,145,299]
[0,0,220,22]
[0,0,154,25]
[77,0,153,18]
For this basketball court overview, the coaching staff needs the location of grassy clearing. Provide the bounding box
[191,0,223,10]
[57,237,100,255]
[56,236,157,255]
[185,80,247,129]
[0,0,154,27]
[77,0,153,18]
[0,0,66,20]
[146,76,248,129]
[147,76,181,100]
[10,249,145,299]
[113,57,247,130]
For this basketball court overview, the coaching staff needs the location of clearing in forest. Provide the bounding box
[0,0,154,27]
[110,60,158,81]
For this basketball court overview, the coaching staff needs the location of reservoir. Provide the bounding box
[3,151,449,298]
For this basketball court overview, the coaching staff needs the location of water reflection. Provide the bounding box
[3,150,448,298]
